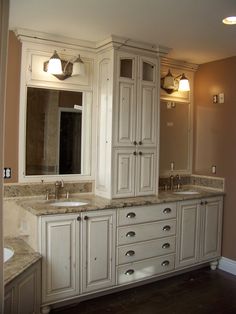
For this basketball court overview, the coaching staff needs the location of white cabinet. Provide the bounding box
[96,43,159,199]
[176,196,223,269]
[113,53,157,148]
[40,210,116,306]
[40,215,80,303]
[4,260,41,314]
[81,210,116,293]
[116,203,177,285]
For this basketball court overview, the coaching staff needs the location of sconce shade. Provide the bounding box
[161,69,190,94]
[163,70,175,89]
[178,73,190,91]
[47,51,63,75]
[72,55,85,76]
[44,51,85,80]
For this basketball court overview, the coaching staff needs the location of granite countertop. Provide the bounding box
[4,237,41,285]
[16,185,225,216]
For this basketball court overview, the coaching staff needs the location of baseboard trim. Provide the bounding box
[219,257,236,276]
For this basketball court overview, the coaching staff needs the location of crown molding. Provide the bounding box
[161,56,199,71]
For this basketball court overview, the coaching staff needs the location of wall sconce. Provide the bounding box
[43,50,85,80]
[161,69,190,94]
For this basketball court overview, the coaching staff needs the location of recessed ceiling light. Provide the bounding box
[222,16,236,25]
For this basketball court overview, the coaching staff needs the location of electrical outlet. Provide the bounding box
[4,167,11,179]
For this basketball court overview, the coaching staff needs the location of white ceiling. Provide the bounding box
[9,0,236,64]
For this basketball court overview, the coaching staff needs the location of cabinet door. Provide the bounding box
[82,210,116,293]
[137,57,157,147]
[4,287,15,314]
[200,197,223,261]
[40,215,80,303]
[113,81,136,146]
[113,53,137,147]
[113,148,136,198]
[176,200,201,268]
[135,148,156,196]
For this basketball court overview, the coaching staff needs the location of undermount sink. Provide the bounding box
[49,201,88,207]
[173,191,200,195]
[4,248,14,263]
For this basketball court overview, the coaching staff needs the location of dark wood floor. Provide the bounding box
[51,268,236,314]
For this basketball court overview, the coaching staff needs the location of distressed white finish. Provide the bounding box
[96,43,159,199]
[4,260,41,314]
[81,210,116,293]
[176,196,223,268]
[40,215,80,303]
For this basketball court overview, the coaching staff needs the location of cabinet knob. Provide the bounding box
[138,141,142,145]
[163,207,171,214]
[163,225,171,231]
[125,250,135,256]
[126,231,136,237]
[161,260,170,267]
[84,216,89,220]
[139,151,143,155]
[200,201,204,205]
[133,151,137,156]
[126,212,136,218]
[162,243,170,249]
[133,141,137,145]
[125,269,134,275]
[205,201,208,205]
[77,216,81,221]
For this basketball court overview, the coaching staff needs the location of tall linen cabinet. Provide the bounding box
[96,38,163,199]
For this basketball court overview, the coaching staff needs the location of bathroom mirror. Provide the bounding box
[23,87,92,179]
[159,100,192,176]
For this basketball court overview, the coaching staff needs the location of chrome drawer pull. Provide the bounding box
[126,212,136,218]
[161,260,170,267]
[163,225,171,231]
[162,243,170,249]
[125,269,134,275]
[126,231,136,237]
[125,250,135,256]
[163,207,171,214]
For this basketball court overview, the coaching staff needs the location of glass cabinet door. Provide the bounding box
[142,61,155,82]
[120,58,134,79]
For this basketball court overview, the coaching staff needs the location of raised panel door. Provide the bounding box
[137,85,156,146]
[113,149,136,198]
[136,148,156,195]
[82,210,116,292]
[200,197,223,261]
[113,82,136,146]
[176,200,200,268]
[4,287,15,314]
[41,215,80,303]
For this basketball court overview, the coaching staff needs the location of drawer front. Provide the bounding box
[117,236,176,265]
[118,203,176,226]
[117,220,176,245]
[117,254,175,285]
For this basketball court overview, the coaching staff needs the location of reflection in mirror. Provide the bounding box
[26,87,91,176]
[159,100,192,175]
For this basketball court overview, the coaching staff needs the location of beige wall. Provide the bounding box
[4,31,21,183]
[194,56,236,260]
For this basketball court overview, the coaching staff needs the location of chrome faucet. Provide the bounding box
[175,174,181,190]
[169,175,174,191]
[54,179,64,199]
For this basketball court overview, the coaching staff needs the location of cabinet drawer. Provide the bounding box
[117,219,176,245]
[118,203,176,226]
[117,236,176,265]
[117,254,175,285]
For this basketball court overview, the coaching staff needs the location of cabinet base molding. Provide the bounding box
[219,257,236,276]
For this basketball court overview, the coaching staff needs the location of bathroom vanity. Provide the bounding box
[11,188,223,313]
